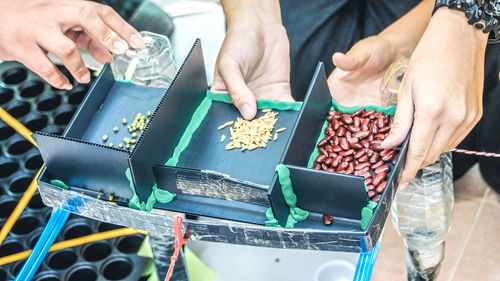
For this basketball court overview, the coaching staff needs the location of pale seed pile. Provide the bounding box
[219,109,286,151]
[101,111,151,151]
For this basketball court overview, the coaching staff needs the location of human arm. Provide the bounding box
[0,0,144,90]
[211,0,293,120]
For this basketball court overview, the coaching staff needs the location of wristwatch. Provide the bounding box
[433,0,500,41]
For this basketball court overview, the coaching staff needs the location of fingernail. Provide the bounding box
[113,40,128,54]
[81,72,90,83]
[64,84,73,91]
[130,34,145,48]
[241,104,253,120]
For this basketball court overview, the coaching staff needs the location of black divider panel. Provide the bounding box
[129,39,208,202]
[283,63,332,167]
[287,165,367,220]
[34,133,132,198]
[63,65,114,139]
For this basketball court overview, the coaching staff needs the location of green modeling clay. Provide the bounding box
[360,201,378,230]
[50,179,70,190]
[275,164,309,228]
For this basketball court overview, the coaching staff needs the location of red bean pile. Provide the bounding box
[313,108,400,203]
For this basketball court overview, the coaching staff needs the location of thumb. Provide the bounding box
[332,42,371,71]
[216,61,257,120]
[381,79,414,149]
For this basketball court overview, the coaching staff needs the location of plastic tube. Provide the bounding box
[0,107,36,146]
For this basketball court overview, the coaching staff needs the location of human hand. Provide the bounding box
[0,0,144,90]
[381,8,489,187]
[211,10,293,120]
[327,35,399,107]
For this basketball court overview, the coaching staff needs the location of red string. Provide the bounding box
[164,216,189,281]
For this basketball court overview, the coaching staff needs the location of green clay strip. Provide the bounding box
[165,97,213,166]
[207,90,303,111]
[50,179,70,190]
[265,207,282,227]
[360,201,378,230]
[275,164,309,228]
[330,98,396,116]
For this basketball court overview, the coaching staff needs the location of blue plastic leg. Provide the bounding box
[15,208,70,281]
[353,242,381,281]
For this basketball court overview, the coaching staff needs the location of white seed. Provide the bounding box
[118,143,123,149]
[122,118,127,124]
[113,127,118,132]
[220,134,226,142]
[102,135,108,141]
[109,143,113,147]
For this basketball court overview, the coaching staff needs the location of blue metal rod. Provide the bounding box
[15,208,70,281]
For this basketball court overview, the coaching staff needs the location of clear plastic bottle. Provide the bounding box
[381,61,454,281]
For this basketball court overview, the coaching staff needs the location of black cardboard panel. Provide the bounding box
[130,39,208,202]
[175,101,299,186]
[152,165,270,207]
[63,65,114,139]
[283,63,331,167]
[287,165,367,220]
[34,133,133,199]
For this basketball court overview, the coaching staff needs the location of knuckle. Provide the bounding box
[99,5,115,17]
[39,64,58,78]
[79,5,95,21]
[410,147,427,161]
[58,41,77,57]
[99,28,114,45]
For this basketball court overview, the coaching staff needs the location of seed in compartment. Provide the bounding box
[122,118,127,124]
[147,111,151,117]
[118,143,123,149]
[109,143,113,147]
[113,127,119,132]
[220,134,226,143]
[102,135,108,142]
[130,139,136,144]
[126,144,130,149]
[322,214,333,225]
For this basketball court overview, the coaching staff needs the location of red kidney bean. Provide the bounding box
[324,144,333,152]
[370,111,382,120]
[332,136,339,146]
[318,137,329,147]
[392,153,399,164]
[328,152,338,158]
[374,165,390,174]
[346,131,352,139]
[313,163,321,169]
[358,155,369,163]
[382,150,395,162]
[368,190,377,198]
[326,168,335,172]
[363,172,373,179]
[370,140,383,151]
[347,137,359,145]
[336,162,347,172]
[354,149,366,159]
[319,147,328,156]
[372,194,381,202]
[339,137,349,150]
[374,134,386,140]
[321,164,328,170]
[328,110,340,117]
[352,108,365,117]
[352,143,363,150]
[366,184,375,191]
[322,214,333,225]
[369,152,379,163]
[332,145,342,152]
[324,157,334,166]
[355,162,370,170]
[368,134,374,141]
[332,155,343,167]
[360,139,370,148]
[366,149,374,157]
[341,113,353,124]
[371,160,384,169]
[354,117,360,127]
[362,109,375,118]
[339,149,355,156]
[331,119,340,130]
[339,120,344,126]
[361,123,369,131]
[337,126,346,137]
[347,125,360,133]
[377,115,385,128]
[373,171,387,186]
[353,130,370,139]
[343,156,353,162]
[345,162,354,174]
[376,181,387,193]
[379,126,391,133]
[365,178,373,186]
[325,127,335,136]
[316,154,327,163]
[379,149,389,157]
[326,115,334,121]
[358,166,370,174]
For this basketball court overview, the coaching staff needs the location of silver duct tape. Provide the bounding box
[176,171,269,207]
[38,182,367,252]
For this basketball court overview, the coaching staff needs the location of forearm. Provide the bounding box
[221,0,282,26]
[379,0,435,60]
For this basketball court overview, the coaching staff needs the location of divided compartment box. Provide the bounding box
[36,39,410,253]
